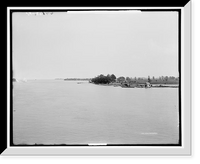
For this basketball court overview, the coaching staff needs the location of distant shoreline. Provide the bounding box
[90,82,178,88]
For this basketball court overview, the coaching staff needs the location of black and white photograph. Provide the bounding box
[11,9,182,146]
[11,8,181,146]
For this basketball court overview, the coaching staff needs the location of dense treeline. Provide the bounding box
[91,74,116,84]
[129,76,179,84]
[91,74,179,85]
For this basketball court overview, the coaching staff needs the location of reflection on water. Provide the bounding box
[13,80,179,145]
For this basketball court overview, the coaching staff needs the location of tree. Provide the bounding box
[148,76,151,83]
[126,77,131,83]
[117,76,125,83]
[134,77,137,82]
[106,74,111,82]
[91,74,116,84]
[165,76,168,81]
[110,74,116,82]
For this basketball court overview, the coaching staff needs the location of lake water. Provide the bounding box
[13,80,179,145]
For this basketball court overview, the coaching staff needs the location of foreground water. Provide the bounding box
[13,80,179,145]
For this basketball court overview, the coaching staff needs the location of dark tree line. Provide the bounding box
[91,74,179,85]
[91,74,116,84]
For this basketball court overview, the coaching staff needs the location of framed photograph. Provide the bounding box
[2,1,191,156]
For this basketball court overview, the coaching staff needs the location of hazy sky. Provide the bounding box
[13,11,178,79]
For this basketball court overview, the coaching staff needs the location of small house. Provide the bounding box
[121,80,130,87]
[145,82,151,88]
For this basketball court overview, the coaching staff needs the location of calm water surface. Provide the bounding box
[13,80,179,145]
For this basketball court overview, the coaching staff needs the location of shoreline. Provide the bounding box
[90,82,179,88]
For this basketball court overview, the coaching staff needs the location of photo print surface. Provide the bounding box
[12,9,180,146]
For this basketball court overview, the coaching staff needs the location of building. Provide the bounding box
[145,82,151,88]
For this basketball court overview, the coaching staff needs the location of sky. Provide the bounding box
[12,11,178,79]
